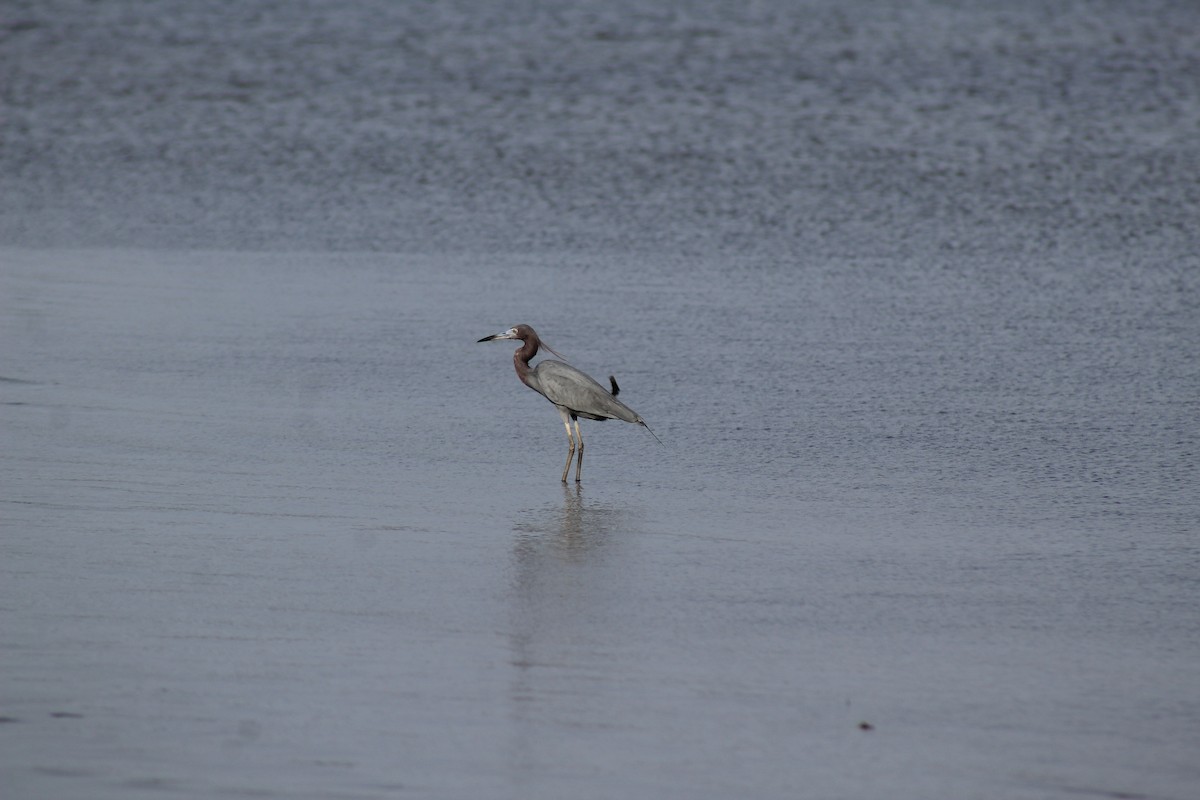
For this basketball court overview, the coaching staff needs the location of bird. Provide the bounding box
[477,324,659,482]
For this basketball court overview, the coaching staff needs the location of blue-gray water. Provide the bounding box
[2,2,1198,799]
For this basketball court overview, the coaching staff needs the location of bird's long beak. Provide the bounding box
[477,328,518,343]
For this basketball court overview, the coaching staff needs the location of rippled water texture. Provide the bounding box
[2,2,1198,799]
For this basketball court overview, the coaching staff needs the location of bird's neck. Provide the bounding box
[513,338,538,386]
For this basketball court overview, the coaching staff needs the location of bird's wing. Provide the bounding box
[534,360,641,423]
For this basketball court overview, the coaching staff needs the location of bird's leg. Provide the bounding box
[573,418,585,482]
[559,409,576,483]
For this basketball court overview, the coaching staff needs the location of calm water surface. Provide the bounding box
[3,248,1196,799]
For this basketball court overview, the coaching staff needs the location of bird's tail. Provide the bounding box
[639,419,664,446]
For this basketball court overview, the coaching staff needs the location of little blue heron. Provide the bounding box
[477,324,659,482]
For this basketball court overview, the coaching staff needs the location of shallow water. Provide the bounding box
[3,247,1197,799]
[3,1,1200,798]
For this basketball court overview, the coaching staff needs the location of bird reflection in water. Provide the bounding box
[508,484,628,659]
[512,484,616,564]
[506,484,630,747]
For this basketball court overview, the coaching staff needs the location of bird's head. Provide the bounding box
[477,324,566,360]
[477,325,526,343]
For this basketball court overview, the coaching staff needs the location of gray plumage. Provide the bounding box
[477,323,658,482]
[526,359,640,423]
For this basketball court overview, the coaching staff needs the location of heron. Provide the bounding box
[477,324,659,482]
